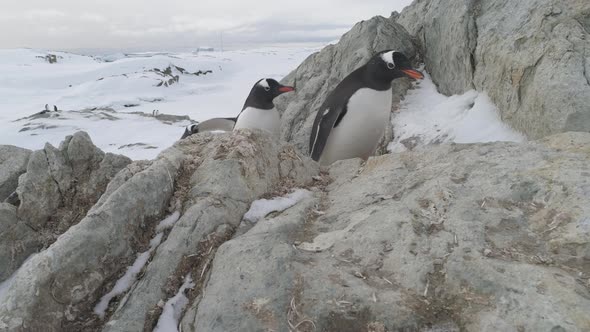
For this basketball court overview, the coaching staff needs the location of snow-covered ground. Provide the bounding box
[0,46,321,159]
[388,71,525,152]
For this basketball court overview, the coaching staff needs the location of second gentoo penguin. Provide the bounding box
[233,78,294,136]
[181,78,294,139]
[309,50,424,165]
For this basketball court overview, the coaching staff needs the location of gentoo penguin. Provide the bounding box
[180,78,294,139]
[309,50,423,165]
[233,78,294,136]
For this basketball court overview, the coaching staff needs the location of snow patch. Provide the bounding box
[388,71,525,153]
[156,211,181,232]
[243,189,311,223]
[93,212,181,318]
[153,274,195,332]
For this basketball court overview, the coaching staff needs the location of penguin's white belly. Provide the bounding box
[320,88,392,165]
[234,107,280,136]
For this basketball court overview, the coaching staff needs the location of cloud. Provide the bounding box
[79,13,106,23]
[170,16,260,32]
[219,19,354,44]
[0,0,413,50]
[24,9,66,20]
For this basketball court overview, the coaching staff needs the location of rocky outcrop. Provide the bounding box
[101,132,317,332]
[0,130,318,332]
[397,0,590,139]
[1,129,589,331]
[0,132,131,282]
[183,132,590,331]
[0,146,30,202]
[36,54,59,64]
[0,147,182,331]
[276,16,419,153]
[17,132,130,231]
[151,65,213,87]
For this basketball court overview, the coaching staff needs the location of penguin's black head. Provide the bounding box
[243,78,295,110]
[366,50,424,85]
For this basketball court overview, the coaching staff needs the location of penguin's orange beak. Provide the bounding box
[278,85,295,93]
[401,69,424,80]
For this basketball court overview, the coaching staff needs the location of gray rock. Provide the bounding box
[65,131,105,179]
[0,145,184,332]
[16,132,131,231]
[0,202,17,230]
[276,15,418,153]
[0,130,318,332]
[1,132,130,283]
[0,146,31,202]
[0,203,37,282]
[397,0,590,139]
[183,132,590,331]
[16,147,64,230]
[102,130,318,332]
[89,160,151,213]
[184,195,318,332]
[2,129,589,331]
[396,0,477,96]
[130,110,193,125]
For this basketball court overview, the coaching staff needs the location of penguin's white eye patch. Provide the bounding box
[258,79,270,91]
[381,51,396,70]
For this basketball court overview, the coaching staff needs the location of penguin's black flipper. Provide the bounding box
[308,66,367,162]
[309,104,345,162]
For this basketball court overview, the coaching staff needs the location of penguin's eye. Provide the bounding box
[264,86,270,91]
[387,62,395,70]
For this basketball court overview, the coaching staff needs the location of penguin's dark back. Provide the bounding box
[319,65,368,113]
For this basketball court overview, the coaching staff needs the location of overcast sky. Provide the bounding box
[0,1,413,50]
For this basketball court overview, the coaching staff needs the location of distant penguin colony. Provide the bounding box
[309,50,423,165]
[180,78,294,139]
[181,50,423,166]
